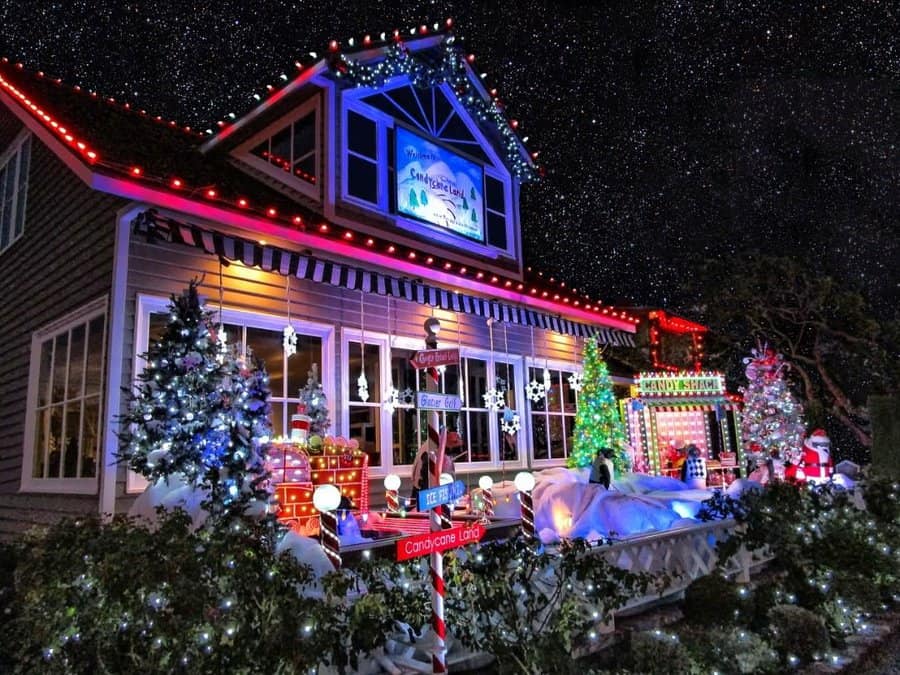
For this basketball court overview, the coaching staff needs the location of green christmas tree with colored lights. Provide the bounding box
[118,281,274,521]
[567,338,629,474]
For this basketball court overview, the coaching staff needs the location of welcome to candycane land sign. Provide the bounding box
[396,523,486,562]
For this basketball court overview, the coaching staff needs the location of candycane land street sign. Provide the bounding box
[396,523,486,561]
[418,479,467,511]
[409,348,460,369]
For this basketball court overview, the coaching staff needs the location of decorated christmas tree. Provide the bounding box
[739,343,806,469]
[118,281,274,520]
[298,363,330,436]
[567,338,630,474]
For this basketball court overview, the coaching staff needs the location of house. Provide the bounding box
[0,25,641,537]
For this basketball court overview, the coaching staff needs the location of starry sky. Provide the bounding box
[1,1,897,319]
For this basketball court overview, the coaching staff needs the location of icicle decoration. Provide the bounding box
[216,260,228,364]
[383,297,399,413]
[282,275,298,357]
[357,290,369,402]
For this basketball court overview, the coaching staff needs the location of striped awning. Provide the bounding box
[132,210,636,346]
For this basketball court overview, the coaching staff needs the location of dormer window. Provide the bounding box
[236,97,320,199]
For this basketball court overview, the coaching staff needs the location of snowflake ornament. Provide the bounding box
[525,379,547,403]
[483,387,506,411]
[216,324,228,364]
[357,372,370,402]
[383,387,400,414]
[500,410,521,435]
[399,387,416,405]
[567,371,584,392]
[282,325,298,357]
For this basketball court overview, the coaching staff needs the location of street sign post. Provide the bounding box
[409,348,460,369]
[417,479,466,511]
[415,391,462,412]
[397,523,486,562]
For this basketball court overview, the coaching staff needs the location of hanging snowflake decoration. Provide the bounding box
[525,379,546,403]
[567,371,584,392]
[357,372,370,402]
[500,409,521,436]
[399,387,416,405]
[383,387,400,414]
[483,388,506,411]
[216,324,228,364]
[282,325,298,357]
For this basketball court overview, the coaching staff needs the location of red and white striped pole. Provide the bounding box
[384,474,402,514]
[424,317,447,674]
[515,472,536,541]
[313,484,342,569]
[478,475,494,523]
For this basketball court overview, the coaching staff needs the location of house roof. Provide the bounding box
[0,30,639,335]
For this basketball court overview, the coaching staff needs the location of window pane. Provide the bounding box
[250,139,269,163]
[549,416,566,459]
[349,406,381,467]
[527,367,547,411]
[62,403,81,478]
[0,166,7,249]
[269,401,285,439]
[547,370,563,412]
[531,414,549,460]
[497,362,517,408]
[393,407,420,466]
[270,126,292,169]
[392,348,422,394]
[33,408,49,478]
[80,397,99,478]
[66,324,86,400]
[465,358,488,409]
[487,212,507,250]
[287,334,323,395]
[485,175,505,213]
[500,418,519,462]
[51,333,69,404]
[293,154,316,181]
[47,406,63,478]
[14,138,28,238]
[37,338,53,407]
[561,371,578,412]
[1,162,15,238]
[348,342,381,403]
[292,113,316,164]
[348,155,377,204]
[85,317,105,395]
[246,326,283,395]
[347,111,377,159]
[466,411,490,462]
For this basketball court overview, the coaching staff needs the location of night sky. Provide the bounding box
[1,1,896,318]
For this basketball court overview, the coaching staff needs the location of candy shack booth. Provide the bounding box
[623,372,744,485]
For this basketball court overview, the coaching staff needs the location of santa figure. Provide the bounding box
[801,428,834,484]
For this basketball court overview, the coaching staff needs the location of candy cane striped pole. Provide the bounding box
[319,510,341,569]
[515,472,536,541]
[478,476,494,524]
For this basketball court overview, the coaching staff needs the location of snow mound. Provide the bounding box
[128,474,208,529]
[275,530,336,581]
[726,478,764,498]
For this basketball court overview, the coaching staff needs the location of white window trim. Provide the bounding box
[337,81,517,259]
[341,330,528,476]
[0,128,31,255]
[126,294,335,493]
[233,96,321,201]
[525,356,580,469]
[20,296,108,494]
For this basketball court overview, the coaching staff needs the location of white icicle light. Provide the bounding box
[357,372,370,402]
[216,324,228,364]
[282,325,298,357]
[543,367,552,391]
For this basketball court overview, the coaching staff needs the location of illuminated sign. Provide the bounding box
[636,372,726,396]
[395,126,484,241]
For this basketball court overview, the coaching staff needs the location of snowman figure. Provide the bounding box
[800,428,834,484]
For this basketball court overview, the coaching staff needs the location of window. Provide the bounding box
[342,331,524,475]
[527,363,580,462]
[238,98,319,198]
[346,110,379,204]
[0,131,31,254]
[129,296,334,492]
[22,298,106,493]
[485,174,507,250]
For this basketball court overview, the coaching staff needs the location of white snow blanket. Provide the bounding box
[530,470,719,544]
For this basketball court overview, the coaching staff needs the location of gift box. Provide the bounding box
[268,442,311,483]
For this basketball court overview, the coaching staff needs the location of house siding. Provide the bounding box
[114,230,586,513]
[0,104,126,539]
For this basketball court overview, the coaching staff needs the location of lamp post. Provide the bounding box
[313,484,342,569]
[514,471,536,540]
[478,475,494,522]
[384,473,402,514]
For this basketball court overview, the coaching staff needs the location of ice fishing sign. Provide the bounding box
[396,523,486,561]
[417,479,467,511]
[395,126,485,241]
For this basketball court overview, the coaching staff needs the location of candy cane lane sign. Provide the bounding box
[397,523,486,561]
[409,348,460,369]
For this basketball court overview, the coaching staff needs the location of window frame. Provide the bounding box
[525,357,581,468]
[338,81,517,259]
[20,296,108,494]
[234,96,321,201]
[127,294,335,493]
[340,331,527,477]
[0,129,31,255]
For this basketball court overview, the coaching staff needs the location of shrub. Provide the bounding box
[767,604,830,663]
[629,629,696,675]
[680,625,779,675]
[682,574,749,627]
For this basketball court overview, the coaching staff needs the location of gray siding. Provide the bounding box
[0,105,125,538]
